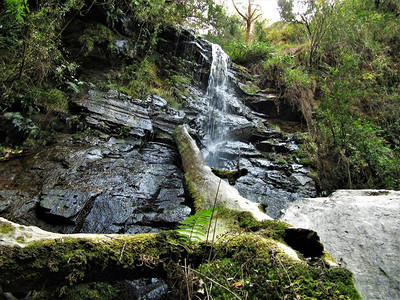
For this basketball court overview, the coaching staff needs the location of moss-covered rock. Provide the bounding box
[211,168,249,185]
[196,234,360,300]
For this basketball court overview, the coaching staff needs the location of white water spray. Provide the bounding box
[205,44,231,146]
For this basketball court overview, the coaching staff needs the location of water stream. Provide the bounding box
[204,44,230,145]
[203,44,246,166]
[198,43,317,217]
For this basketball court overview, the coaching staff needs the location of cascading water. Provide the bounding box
[203,43,251,166]
[205,44,230,143]
[204,44,237,165]
[195,41,316,218]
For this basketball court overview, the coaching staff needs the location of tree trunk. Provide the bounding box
[245,20,251,43]
[173,125,272,221]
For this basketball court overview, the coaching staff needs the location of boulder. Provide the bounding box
[281,189,400,300]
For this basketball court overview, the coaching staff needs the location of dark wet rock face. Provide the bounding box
[158,27,212,91]
[177,41,316,218]
[71,91,185,144]
[205,142,316,219]
[124,278,169,300]
[183,82,316,218]
[0,135,189,234]
[72,89,153,138]
[0,88,191,233]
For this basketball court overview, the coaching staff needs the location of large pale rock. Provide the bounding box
[281,190,400,300]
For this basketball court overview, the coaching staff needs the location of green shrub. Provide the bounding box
[225,41,274,66]
[261,53,294,87]
[79,23,116,56]
[260,54,315,124]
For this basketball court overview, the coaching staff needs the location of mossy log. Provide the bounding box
[0,217,360,299]
[0,218,174,294]
[173,125,272,221]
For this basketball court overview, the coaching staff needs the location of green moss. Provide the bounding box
[184,173,205,211]
[32,282,122,300]
[0,228,360,299]
[321,251,336,262]
[211,168,248,185]
[0,222,15,235]
[234,211,290,241]
[0,234,168,292]
[195,235,360,300]
[178,141,187,154]
[215,209,290,242]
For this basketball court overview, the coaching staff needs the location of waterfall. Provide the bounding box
[204,44,232,158]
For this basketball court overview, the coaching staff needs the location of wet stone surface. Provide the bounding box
[0,135,190,234]
[204,141,316,219]
[183,83,316,219]
[0,30,316,233]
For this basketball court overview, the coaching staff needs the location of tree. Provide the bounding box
[232,0,262,43]
[277,0,294,22]
[277,0,335,69]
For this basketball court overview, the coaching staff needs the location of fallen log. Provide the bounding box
[0,215,360,299]
[173,125,272,221]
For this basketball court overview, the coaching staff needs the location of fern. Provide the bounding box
[177,207,220,243]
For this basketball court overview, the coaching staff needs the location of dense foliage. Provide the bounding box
[209,0,400,192]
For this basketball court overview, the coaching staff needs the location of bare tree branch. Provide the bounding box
[231,0,262,42]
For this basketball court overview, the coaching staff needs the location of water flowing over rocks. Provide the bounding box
[181,42,316,218]
[281,190,400,300]
[0,9,367,300]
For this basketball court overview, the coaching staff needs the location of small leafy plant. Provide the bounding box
[176,207,219,244]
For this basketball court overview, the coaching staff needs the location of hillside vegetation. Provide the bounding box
[207,0,400,193]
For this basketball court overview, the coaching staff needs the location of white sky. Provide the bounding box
[217,0,281,24]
